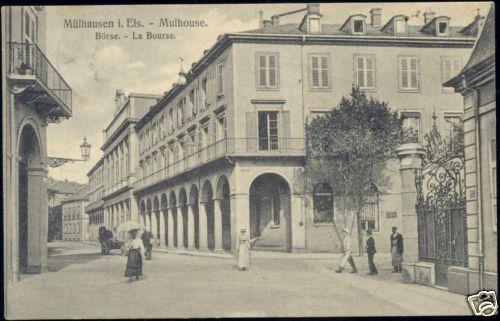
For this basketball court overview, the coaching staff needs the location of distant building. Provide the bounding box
[444,5,496,294]
[131,4,478,256]
[62,185,90,241]
[3,6,73,281]
[85,158,104,242]
[47,178,85,208]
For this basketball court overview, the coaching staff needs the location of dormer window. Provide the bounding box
[438,21,449,35]
[395,18,407,34]
[308,18,320,33]
[353,19,364,33]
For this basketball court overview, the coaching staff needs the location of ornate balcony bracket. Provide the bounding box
[47,157,86,168]
[9,82,36,95]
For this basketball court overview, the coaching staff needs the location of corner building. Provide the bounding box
[101,91,161,239]
[133,4,480,253]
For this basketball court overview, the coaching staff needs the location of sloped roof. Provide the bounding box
[62,185,89,203]
[462,5,495,72]
[241,23,473,38]
[47,178,85,194]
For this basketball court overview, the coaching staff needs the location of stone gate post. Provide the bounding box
[396,143,426,283]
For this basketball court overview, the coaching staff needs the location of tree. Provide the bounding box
[306,87,404,255]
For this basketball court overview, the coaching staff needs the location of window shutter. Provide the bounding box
[281,111,291,151]
[311,56,319,88]
[410,58,419,89]
[269,55,277,87]
[400,58,408,89]
[357,57,364,88]
[490,138,497,164]
[246,112,257,152]
[366,57,374,88]
[321,56,329,88]
[258,55,267,87]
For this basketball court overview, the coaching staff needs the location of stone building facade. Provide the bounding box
[62,185,89,242]
[2,6,73,281]
[130,4,479,255]
[100,91,161,240]
[444,4,496,294]
[85,158,104,241]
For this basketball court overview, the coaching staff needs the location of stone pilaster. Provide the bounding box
[213,199,223,252]
[167,208,175,249]
[198,202,208,250]
[176,207,184,249]
[187,204,196,250]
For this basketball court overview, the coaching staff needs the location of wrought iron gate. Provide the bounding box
[415,117,468,286]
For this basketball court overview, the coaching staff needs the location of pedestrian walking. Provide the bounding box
[124,229,145,282]
[141,230,153,260]
[335,228,357,273]
[365,229,378,275]
[237,229,261,271]
[390,226,404,273]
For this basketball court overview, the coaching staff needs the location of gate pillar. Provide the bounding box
[396,143,426,282]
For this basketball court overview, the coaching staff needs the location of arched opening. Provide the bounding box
[18,124,43,274]
[179,188,188,249]
[140,200,146,228]
[216,176,231,251]
[160,194,168,247]
[169,192,178,247]
[189,185,200,250]
[146,199,152,232]
[202,180,215,251]
[153,196,160,240]
[249,173,291,252]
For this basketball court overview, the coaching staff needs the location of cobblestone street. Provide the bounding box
[5,241,473,319]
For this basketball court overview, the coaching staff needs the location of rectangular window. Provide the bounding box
[441,57,462,88]
[402,112,421,142]
[443,113,462,145]
[308,18,320,33]
[310,55,330,89]
[23,9,37,67]
[216,114,227,141]
[256,53,279,89]
[189,89,196,117]
[395,19,407,34]
[217,62,224,96]
[490,138,497,231]
[201,76,209,109]
[258,111,279,150]
[355,55,375,90]
[353,19,364,33]
[438,21,448,34]
[169,108,174,132]
[399,56,420,91]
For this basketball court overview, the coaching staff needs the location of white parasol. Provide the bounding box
[117,221,144,234]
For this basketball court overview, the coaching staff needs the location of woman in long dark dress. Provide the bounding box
[124,229,145,282]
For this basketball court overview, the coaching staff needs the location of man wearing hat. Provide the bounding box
[335,227,357,273]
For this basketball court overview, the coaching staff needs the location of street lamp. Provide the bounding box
[47,137,92,168]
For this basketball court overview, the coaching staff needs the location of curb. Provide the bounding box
[153,248,234,259]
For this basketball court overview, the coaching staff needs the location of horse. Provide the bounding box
[98,226,114,254]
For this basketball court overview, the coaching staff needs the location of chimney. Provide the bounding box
[424,10,435,24]
[263,19,273,28]
[307,3,320,15]
[271,16,280,26]
[370,8,382,27]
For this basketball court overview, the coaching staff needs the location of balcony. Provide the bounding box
[134,138,305,191]
[7,42,72,120]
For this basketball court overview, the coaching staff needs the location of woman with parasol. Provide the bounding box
[119,221,146,282]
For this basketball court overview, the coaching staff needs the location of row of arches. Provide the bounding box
[139,175,231,251]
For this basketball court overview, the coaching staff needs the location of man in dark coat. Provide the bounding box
[365,229,378,275]
[390,226,404,272]
[141,230,153,260]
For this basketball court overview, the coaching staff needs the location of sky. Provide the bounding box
[45,2,492,184]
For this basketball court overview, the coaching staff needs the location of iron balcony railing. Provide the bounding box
[135,138,305,190]
[8,42,72,111]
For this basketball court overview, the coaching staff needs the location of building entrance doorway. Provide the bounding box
[249,173,291,252]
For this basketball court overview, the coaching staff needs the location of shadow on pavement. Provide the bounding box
[47,253,103,272]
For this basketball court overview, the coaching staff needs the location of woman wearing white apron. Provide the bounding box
[237,229,260,271]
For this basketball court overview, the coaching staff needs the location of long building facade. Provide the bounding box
[2,6,73,281]
[99,91,161,240]
[85,158,104,241]
[130,4,480,255]
[62,185,89,242]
